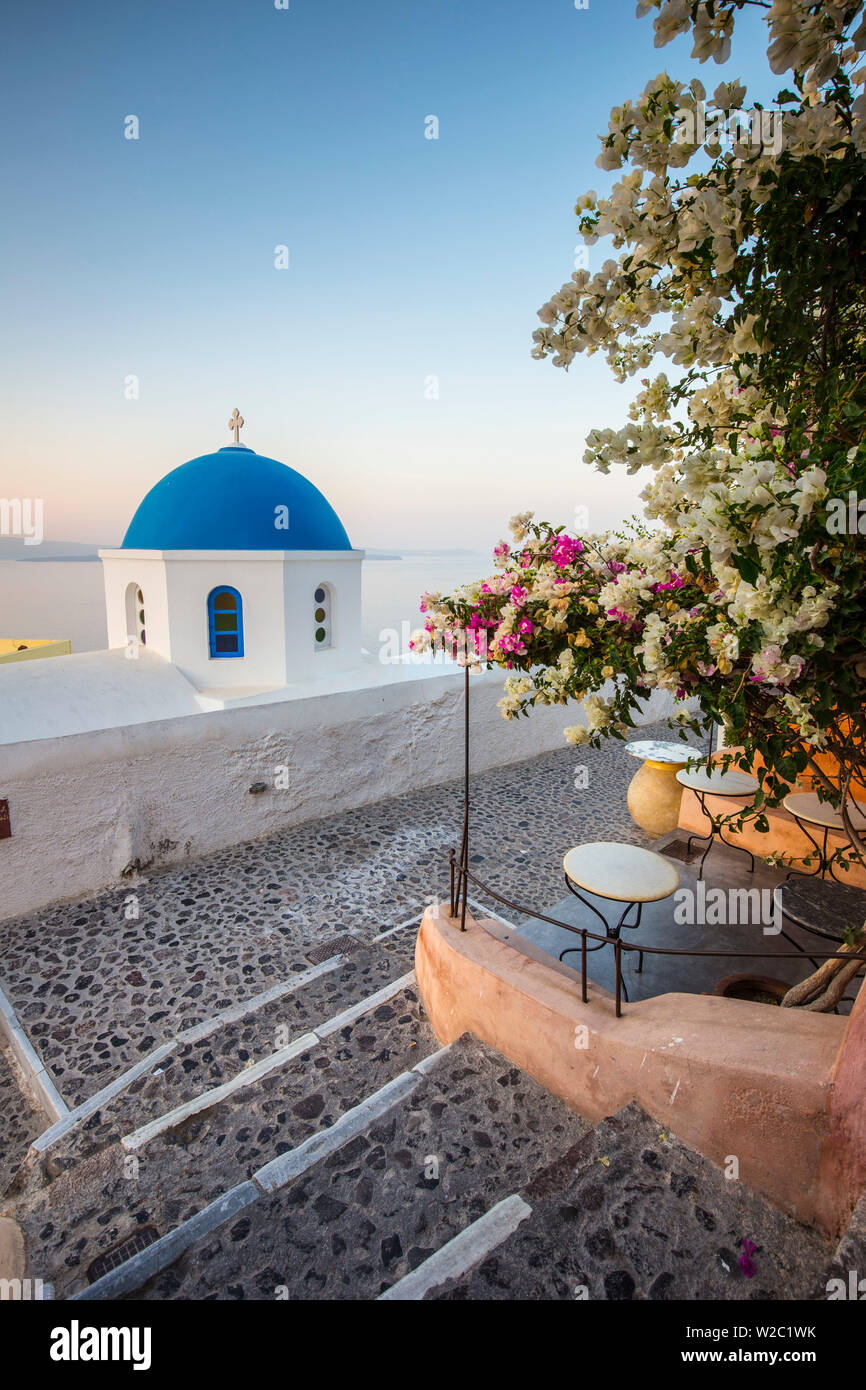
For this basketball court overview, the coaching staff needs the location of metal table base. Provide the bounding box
[560,872,645,1003]
[687,789,756,880]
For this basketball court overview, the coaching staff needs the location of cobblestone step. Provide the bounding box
[17,928,417,1184]
[424,1102,834,1301]
[0,1045,45,1198]
[12,913,420,1111]
[810,1194,866,1301]
[125,1035,591,1301]
[12,980,435,1298]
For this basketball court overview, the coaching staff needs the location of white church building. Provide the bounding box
[100,423,364,697]
[0,414,672,921]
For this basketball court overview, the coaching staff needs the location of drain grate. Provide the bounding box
[304,933,366,965]
[87,1225,159,1283]
[659,839,700,863]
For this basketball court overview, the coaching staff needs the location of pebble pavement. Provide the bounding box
[0,1045,44,1193]
[0,720,696,1110]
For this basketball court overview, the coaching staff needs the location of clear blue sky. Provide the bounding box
[0,0,772,551]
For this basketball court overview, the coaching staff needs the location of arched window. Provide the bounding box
[125,582,146,648]
[207,586,244,658]
[314,584,331,649]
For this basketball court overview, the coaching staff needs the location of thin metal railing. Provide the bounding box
[446,849,865,1019]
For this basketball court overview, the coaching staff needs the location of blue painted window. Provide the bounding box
[207,586,244,658]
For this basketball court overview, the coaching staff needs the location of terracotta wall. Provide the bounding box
[819,977,866,1231]
[678,742,866,888]
[416,905,863,1236]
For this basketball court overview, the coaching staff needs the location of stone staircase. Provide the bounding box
[426,1103,835,1301]
[0,1044,44,1196]
[3,920,858,1302]
[5,926,428,1295]
[127,1034,590,1301]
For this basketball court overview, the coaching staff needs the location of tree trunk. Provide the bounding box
[781,939,865,1012]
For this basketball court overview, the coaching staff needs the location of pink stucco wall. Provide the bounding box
[416,904,863,1234]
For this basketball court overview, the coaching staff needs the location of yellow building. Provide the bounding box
[0,638,71,665]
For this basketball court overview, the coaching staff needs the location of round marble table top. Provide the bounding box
[563,841,681,903]
[782,792,866,831]
[624,739,695,764]
[676,766,760,797]
[774,876,866,941]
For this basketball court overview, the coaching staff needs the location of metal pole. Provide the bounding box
[460,663,469,931]
[449,851,456,918]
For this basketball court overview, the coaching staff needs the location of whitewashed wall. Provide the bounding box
[0,668,677,922]
[100,549,364,688]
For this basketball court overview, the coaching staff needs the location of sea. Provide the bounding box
[0,554,494,659]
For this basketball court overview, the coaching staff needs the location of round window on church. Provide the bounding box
[126,582,146,651]
[314,585,331,650]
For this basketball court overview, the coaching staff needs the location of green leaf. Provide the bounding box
[732,553,760,585]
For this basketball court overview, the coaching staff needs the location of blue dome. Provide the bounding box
[122,446,352,551]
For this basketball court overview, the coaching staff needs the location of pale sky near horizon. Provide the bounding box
[1,0,773,553]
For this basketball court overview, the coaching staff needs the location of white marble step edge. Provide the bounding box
[377,1194,532,1300]
[30,915,420,1157]
[0,982,69,1124]
[72,1040,461,1302]
[120,969,417,1154]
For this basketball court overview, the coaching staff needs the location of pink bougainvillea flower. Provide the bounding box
[550,535,582,569]
[738,1239,757,1278]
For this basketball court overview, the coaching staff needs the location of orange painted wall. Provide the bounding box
[416,905,859,1234]
[819,978,866,1230]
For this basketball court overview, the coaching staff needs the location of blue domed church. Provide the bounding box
[100,414,364,695]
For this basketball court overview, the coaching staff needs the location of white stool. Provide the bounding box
[782,792,866,880]
[676,766,760,879]
[562,842,680,1003]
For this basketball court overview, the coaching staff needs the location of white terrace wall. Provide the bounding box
[0,669,677,923]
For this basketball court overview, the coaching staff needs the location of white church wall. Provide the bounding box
[0,668,679,922]
[282,553,363,680]
[100,550,364,689]
[101,553,170,655]
[162,554,287,689]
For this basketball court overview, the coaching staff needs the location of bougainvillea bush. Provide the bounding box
[413,1,866,901]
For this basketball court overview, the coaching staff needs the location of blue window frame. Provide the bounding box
[207,586,244,658]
